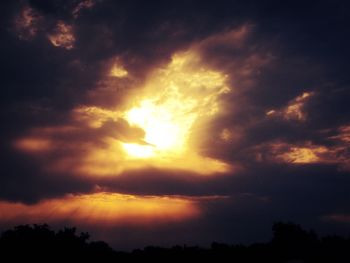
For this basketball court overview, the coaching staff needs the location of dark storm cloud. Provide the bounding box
[0,141,93,204]
[57,164,350,250]
[0,0,248,202]
[92,162,350,219]
[1,0,350,248]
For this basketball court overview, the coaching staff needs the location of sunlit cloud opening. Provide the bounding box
[13,50,232,176]
[122,143,154,158]
[122,51,230,160]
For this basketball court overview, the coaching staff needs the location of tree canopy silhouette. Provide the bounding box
[0,222,349,262]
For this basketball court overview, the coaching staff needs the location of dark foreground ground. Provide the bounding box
[0,222,349,262]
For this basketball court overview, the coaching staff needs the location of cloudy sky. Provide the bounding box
[1,0,350,250]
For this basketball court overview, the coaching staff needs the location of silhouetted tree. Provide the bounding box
[271,222,319,261]
[0,224,115,260]
[0,222,349,262]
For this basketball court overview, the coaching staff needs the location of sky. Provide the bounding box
[0,0,350,250]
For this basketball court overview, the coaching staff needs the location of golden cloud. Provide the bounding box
[255,135,350,169]
[266,92,314,121]
[13,49,232,177]
[0,192,200,226]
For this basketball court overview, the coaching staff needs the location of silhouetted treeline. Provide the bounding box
[0,222,349,262]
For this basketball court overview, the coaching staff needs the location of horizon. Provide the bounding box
[1,221,350,262]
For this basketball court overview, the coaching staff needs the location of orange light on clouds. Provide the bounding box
[220,128,233,142]
[0,192,200,226]
[277,146,327,164]
[13,6,41,40]
[284,92,312,121]
[329,125,350,143]
[48,21,75,50]
[120,51,231,173]
[72,0,95,18]
[14,137,52,153]
[73,106,119,128]
[123,51,230,156]
[13,49,232,176]
[110,64,128,78]
[266,92,314,121]
[254,137,350,171]
[260,141,333,165]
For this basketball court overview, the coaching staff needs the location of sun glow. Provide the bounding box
[122,143,154,158]
[122,51,230,162]
[123,99,195,156]
[13,50,232,176]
